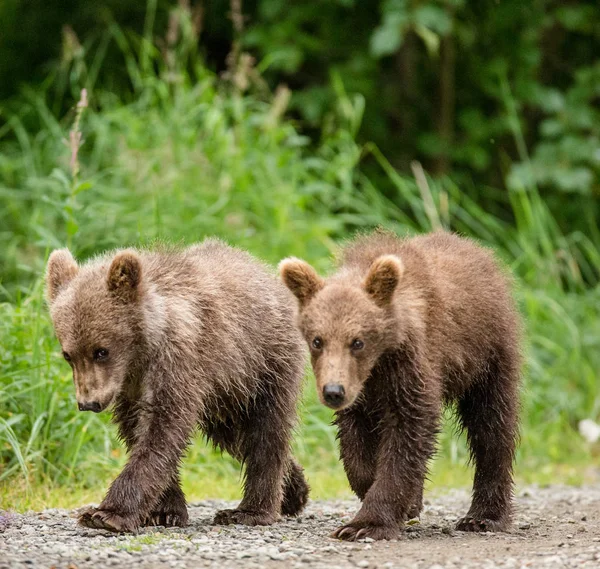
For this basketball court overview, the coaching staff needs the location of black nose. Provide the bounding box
[78,401,101,413]
[323,384,346,408]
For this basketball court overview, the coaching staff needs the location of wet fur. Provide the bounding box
[282,231,521,540]
[46,240,309,532]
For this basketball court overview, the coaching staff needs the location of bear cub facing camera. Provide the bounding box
[281,231,521,541]
[46,240,309,532]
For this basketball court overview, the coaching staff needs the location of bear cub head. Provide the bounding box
[46,249,149,413]
[280,255,404,411]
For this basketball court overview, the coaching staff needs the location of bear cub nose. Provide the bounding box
[78,401,102,413]
[323,383,346,408]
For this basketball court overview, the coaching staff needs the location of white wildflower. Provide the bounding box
[578,419,600,444]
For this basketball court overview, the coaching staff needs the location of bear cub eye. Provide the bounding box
[63,351,72,362]
[93,348,110,362]
[312,337,323,350]
[351,339,364,351]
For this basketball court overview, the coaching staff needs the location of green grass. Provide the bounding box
[117,533,174,552]
[1,22,599,512]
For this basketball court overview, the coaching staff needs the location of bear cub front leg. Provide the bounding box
[79,395,196,532]
[332,401,438,541]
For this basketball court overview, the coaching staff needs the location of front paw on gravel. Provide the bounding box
[78,507,139,533]
[455,516,508,532]
[213,508,276,526]
[331,521,399,541]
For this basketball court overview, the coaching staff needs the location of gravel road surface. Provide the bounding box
[1,486,599,569]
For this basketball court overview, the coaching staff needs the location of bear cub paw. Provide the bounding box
[142,493,189,528]
[213,508,277,526]
[455,516,508,532]
[78,507,139,533]
[331,521,399,541]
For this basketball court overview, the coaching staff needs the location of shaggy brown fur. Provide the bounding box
[46,239,309,532]
[280,231,521,541]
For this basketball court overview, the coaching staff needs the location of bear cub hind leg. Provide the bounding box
[143,478,189,527]
[213,376,305,526]
[281,459,310,516]
[456,357,519,532]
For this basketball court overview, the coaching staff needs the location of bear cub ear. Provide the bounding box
[279,257,324,307]
[364,254,404,307]
[46,249,79,303]
[107,250,142,302]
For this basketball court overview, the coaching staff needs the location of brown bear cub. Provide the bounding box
[46,240,309,532]
[280,231,521,541]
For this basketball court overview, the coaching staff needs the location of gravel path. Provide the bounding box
[1,486,599,569]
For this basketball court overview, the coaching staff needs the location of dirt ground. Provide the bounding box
[1,485,599,568]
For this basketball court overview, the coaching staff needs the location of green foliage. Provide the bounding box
[2,1,599,231]
[245,0,600,227]
[370,0,455,58]
[508,62,600,196]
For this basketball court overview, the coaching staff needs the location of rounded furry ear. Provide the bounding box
[46,249,79,303]
[279,257,324,307]
[364,255,404,307]
[107,250,142,302]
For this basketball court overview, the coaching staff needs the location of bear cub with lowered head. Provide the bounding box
[280,231,521,541]
[46,240,309,532]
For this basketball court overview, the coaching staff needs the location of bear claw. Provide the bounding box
[406,503,422,520]
[214,508,277,526]
[455,516,507,532]
[143,510,189,528]
[331,521,399,541]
